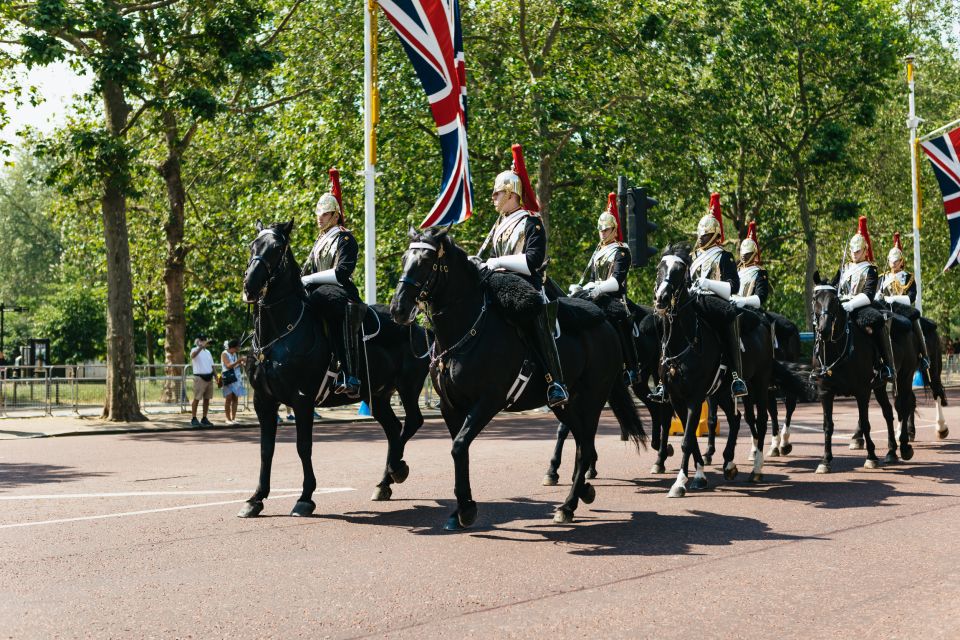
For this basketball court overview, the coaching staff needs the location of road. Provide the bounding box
[2,393,959,639]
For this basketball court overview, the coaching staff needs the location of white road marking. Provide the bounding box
[0,488,354,529]
[0,488,353,501]
[787,422,941,437]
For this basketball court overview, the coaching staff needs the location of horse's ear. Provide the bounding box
[433,223,452,240]
[282,219,294,236]
[256,220,264,232]
[813,270,822,285]
[830,269,841,287]
[408,225,419,240]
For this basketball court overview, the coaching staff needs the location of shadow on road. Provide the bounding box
[0,462,111,490]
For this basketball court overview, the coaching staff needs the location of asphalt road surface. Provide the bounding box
[2,393,960,639]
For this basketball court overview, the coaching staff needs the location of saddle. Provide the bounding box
[482,271,605,332]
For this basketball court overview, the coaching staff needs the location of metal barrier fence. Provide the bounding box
[0,362,437,417]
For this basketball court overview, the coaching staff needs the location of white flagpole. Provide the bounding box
[363,0,378,304]
[907,54,923,312]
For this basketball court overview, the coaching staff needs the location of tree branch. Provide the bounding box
[518,0,533,79]
[535,9,565,77]
[118,100,152,136]
[227,87,314,114]
[119,0,184,15]
[259,0,306,48]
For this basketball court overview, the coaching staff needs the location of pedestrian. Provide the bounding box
[190,335,215,427]
[221,339,246,424]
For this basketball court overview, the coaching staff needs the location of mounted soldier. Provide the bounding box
[833,216,895,382]
[875,232,930,371]
[731,220,769,310]
[300,168,363,398]
[475,144,568,408]
[569,193,640,386]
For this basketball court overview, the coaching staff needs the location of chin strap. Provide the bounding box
[302,269,339,286]
[486,254,531,276]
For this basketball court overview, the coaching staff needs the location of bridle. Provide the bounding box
[812,285,851,376]
[655,255,701,366]
[246,228,291,301]
[244,227,304,361]
[398,241,449,305]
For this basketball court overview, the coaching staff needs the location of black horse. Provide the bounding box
[237,220,430,518]
[653,244,774,496]
[811,275,918,471]
[390,226,645,528]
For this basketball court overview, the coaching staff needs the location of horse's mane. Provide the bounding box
[268,221,306,297]
[415,227,480,286]
[662,242,692,264]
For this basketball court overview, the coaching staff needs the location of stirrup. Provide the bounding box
[546,382,569,408]
[648,384,668,404]
[731,376,748,398]
[919,355,930,371]
[879,364,894,382]
[623,369,640,387]
[335,372,361,398]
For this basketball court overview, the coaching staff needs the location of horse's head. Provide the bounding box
[654,243,692,313]
[244,219,294,303]
[390,225,452,325]
[811,271,843,341]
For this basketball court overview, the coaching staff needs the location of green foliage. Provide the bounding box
[31,285,106,363]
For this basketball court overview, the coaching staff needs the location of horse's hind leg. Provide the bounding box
[858,393,880,469]
[543,423,569,486]
[875,386,898,464]
[705,396,718,465]
[767,391,782,457]
[780,392,797,456]
[370,395,406,501]
[750,389,769,483]
[238,393,280,517]
[898,387,916,461]
[743,396,758,461]
[717,393,741,482]
[289,396,319,516]
[555,409,598,523]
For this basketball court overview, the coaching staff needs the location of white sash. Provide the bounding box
[689,246,722,278]
[839,261,871,294]
[311,226,342,264]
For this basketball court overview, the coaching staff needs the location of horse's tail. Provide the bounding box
[607,379,647,450]
[773,359,818,402]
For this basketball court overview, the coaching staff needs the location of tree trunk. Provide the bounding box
[101,78,146,421]
[159,110,188,402]
[794,156,817,330]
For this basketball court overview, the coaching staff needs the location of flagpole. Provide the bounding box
[363,0,378,304]
[907,54,923,313]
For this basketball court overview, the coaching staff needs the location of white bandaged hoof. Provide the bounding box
[668,470,688,498]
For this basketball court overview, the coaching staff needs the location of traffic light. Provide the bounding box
[617,176,659,267]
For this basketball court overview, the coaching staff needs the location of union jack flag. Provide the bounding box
[378,0,473,228]
[920,125,960,270]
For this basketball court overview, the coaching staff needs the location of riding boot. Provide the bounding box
[728,316,748,398]
[875,319,896,389]
[913,318,931,372]
[532,300,569,408]
[617,318,640,387]
[335,302,363,398]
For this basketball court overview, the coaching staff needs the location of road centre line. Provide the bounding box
[0,488,354,501]
[0,488,354,529]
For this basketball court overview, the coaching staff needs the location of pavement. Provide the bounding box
[1,390,959,638]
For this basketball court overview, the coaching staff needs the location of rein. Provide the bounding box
[813,289,852,377]
[245,228,306,362]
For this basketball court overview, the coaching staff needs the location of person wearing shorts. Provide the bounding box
[220,339,246,424]
[191,335,215,427]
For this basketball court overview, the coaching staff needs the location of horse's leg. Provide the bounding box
[767,389,782,457]
[238,393,280,517]
[743,396,758,462]
[875,386,898,464]
[543,422,569,486]
[718,393,741,482]
[936,398,949,440]
[555,410,598,523]
[849,408,865,450]
[670,403,704,497]
[780,391,797,456]
[816,390,835,474]
[750,388,768,483]
[651,406,671,474]
[370,394,405,501]
[289,397,318,516]
[899,386,915,462]
[858,393,879,469]
[705,395,718,465]
[445,399,499,530]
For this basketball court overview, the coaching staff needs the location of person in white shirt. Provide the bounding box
[190,335,215,427]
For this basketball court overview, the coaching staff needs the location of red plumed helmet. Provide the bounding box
[893,231,903,251]
[853,215,874,262]
[709,192,725,243]
[606,192,623,242]
[511,144,540,213]
[746,220,761,264]
[329,167,344,225]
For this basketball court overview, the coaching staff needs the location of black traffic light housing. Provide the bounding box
[617,176,658,267]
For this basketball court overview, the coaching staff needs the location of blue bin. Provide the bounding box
[358,400,372,416]
[912,370,924,388]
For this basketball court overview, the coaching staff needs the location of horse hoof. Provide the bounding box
[580,483,596,504]
[650,463,665,474]
[390,461,410,484]
[938,428,949,440]
[371,485,392,501]
[237,500,264,518]
[704,455,713,466]
[542,473,559,487]
[767,446,780,458]
[290,500,315,517]
[553,509,574,524]
[666,444,675,457]
[667,485,686,498]
[458,502,478,528]
[901,445,914,461]
[748,451,756,462]
[781,443,793,456]
[883,453,898,464]
[443,515,464,531]
[864,459,879,470]
[689,477,709,490]
[749,472,763,483]
[816,463,831,474]
[723,464,738,481]
[586,468,598,480]
[849,439,864,450]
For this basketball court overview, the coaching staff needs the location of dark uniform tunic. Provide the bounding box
[491,208,547,291]
[584,241,631,297]
[838,261,887,331]
[689,245,740,294]
[877,269,920,324]
[303,226,360,301]
[737,265,770,306]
